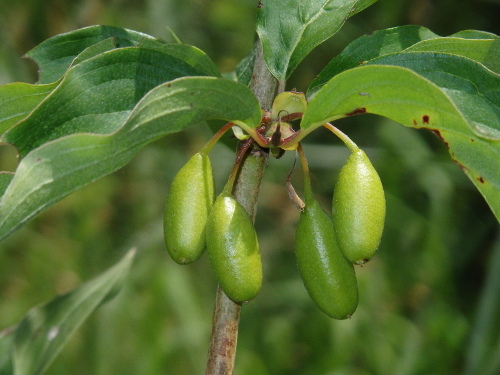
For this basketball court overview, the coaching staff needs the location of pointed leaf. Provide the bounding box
[301,64,500,221]
[257,0,374,80]
[12,249,135,375]
[26,25,156,84]
[2,47,207,158]
[351,0,378,15]
[0,77,261,241]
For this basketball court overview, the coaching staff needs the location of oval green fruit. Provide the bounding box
[295,198,359,319]
[332,149,386,265]
[164,152,214,264]
[206,192,262,303]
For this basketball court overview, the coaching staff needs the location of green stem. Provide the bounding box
[200,122,236,155]
[222,138,255,195]
[323,122,359,152]
[205,36,277,375]
[297,144,314,203]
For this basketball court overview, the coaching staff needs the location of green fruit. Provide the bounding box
[206,191,262,303]
[164,152,214,264]
[295,198,359,319]
[332,149,386,265]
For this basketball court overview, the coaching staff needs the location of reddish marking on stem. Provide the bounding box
[345,107,366,116]
[423,115,430,124]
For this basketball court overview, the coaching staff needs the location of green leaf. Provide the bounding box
[257,0,373,81]
[0,77,261,241]
[0,82,57,134]
[12,249,135,375]
[26,25,157,84]
[136,39,221,77]
[405,37,500,74]
[307,26,500,97]
[451,29,500,40]
[307,25,440,96]
[350,0,378,15]
[235,42,258,86]
[367,52,500,140]
[2,47,207,158]
[300,64,500,221]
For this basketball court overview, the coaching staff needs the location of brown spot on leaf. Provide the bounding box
[167,83,171,87]
[477,176,485,183]
[413,119,417,126]
[346,107,366,116]
[423,115,430,124]
[452,158,467,172]
[430,129,442,140]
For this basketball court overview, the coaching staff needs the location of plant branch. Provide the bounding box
[204,38,277,375]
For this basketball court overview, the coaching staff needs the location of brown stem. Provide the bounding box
[204,37,277,375]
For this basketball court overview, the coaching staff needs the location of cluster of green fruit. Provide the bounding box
[163,92,385,319]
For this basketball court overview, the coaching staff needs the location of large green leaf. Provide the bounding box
[300,64,500,221]
[1,33,220,143]
[0,77,261,241]
[256,0,375,81]
[2,47,208,158]
[12,249,135,375]
[307,26,500,96]
[25,25,156,84]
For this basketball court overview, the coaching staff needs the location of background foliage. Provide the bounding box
[1,1,499,374]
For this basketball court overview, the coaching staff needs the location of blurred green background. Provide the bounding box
[1,0,500,374]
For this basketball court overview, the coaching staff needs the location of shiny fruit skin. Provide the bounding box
[295,198,359,319]
[332,149,385,265]
[164,152,214,264]
[206,192,262,303]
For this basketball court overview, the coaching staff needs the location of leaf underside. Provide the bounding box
[301,26,500,221]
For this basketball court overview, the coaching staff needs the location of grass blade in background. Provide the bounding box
[12,249,136,375]
[464,234,500,375]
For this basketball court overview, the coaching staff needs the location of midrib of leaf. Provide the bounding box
[287,1,355,76]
